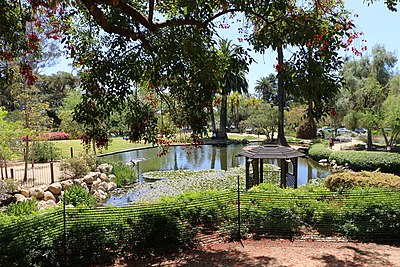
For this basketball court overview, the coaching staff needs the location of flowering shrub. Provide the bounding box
[44,132,70,140]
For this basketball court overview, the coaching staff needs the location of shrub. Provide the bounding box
[329,150,400,173]
[308,143,332,161]
[126,211,196,254]
[110,161,136,187]
[29,142,61,163]
[6,199,38,216]
[60,157,90,178]
[324,171,400,190]
[0,179,19,195]
[64,185,96,207]
[43,132,70,140]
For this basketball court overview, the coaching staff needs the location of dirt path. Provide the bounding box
[126,239,400,267]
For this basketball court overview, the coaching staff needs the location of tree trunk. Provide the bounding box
[24,137,29,182]
[218,93,228,139]
[367,128,373,150]
[381,128,390,149]
[209,106,216,135]
[277,45,288,146]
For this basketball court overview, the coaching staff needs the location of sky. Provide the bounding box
[43,0,400,94]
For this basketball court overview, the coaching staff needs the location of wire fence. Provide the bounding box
[1,187,400,266]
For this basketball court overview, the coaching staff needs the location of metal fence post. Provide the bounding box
[50,162,54,184]
[10,168,14,179]
[70,147,73,158]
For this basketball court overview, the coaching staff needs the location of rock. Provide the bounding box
[38,199,57,210]
[93,189,108,201]
[65,204,75,208]
[48,182,62,195]
[92,180,100,191]
[80,183,89,192]
[44,191,56,202]
[107,182,117,191]
[99,182,108,192]
[29,187,45,199]
[108,174,116,180]
[39,185,49,192]
[100,173,108,182]
[73,179,82,185]
[13,193,26,203]
[60,180,74,191]
[1,193,14,205]
[319,159,328,164]
[97,163,113,174]
[20,188,30,197]
[330,160,337,166]
[83,172,100,184]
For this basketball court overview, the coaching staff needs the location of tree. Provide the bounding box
[254,74,278,104]
[338,45,397,149]
[0,107,23,179]
[216,39,251,139]
[58,90,84,138]
[249,1,357,145]
[36,72,80,127]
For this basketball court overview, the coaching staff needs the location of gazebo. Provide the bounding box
[237,145,305,190]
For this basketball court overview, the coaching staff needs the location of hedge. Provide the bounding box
[329,150,400,173]
[324,171,400,191]
[308,143,332,161]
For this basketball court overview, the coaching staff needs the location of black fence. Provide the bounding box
[4,163,56,188]
[1,188,400,266]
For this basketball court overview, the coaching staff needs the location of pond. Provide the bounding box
[102,144,331,205]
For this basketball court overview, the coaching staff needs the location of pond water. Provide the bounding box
[102,144,331,186]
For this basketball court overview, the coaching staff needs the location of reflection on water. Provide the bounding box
[102,144,331,185]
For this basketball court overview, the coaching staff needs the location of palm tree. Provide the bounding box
[255,74,278,105]
[216,39,250,139]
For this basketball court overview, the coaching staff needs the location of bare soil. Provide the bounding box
[121,239,400,267]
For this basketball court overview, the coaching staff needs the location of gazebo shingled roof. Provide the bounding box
[237,145,305,159]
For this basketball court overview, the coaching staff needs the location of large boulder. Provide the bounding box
[100,173,108,182]
[13,193,26,203]
[107,182,117,191]
[38,199,57,210]
[20,188,30,197]
[48,182,62,195]
[60,180,74,191]
[93,189,108,201]
[44,191,56,202]
[99,182,108,192]
[29,187,45,199]
[83,172,100,184]
[97,163,113,174]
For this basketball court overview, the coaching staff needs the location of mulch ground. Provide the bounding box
[116,238,400,267]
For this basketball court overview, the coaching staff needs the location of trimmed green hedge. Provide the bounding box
[324,171,400,191]
[308,143,332,161]
[329,150,400,173]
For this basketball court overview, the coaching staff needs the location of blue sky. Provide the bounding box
[44,0,400,94]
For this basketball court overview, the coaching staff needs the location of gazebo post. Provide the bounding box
[253,159,259,186]
[259,159,264,184]
[245,157,250,190]
[280,159,286,188]
[293,158,298,189]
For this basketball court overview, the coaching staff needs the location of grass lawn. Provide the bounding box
[52,137,153,159]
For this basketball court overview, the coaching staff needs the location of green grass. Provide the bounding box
[51,137,153,158]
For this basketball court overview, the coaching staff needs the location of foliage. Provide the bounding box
[28,141,61,163]
[329,150,400,173]
[0,108,24,161]
[60,156,90,179]
[0,179,19,196]
[110,161,136,187]
[296,118,317,139]
[308,143,332,161]
[64,185,96,207]
[6,200,39,216]
[324,171,400,190]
